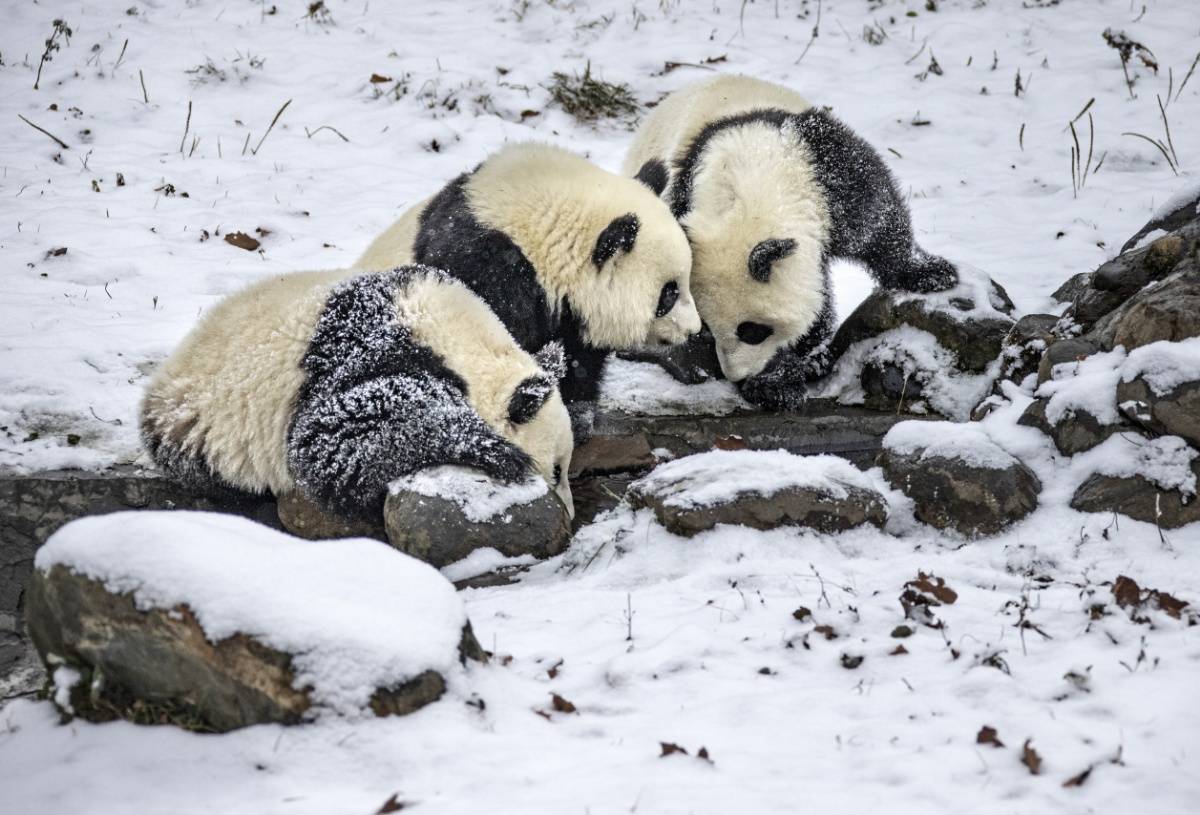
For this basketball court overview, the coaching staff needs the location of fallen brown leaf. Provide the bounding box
[376,793,407,813]
[1021,739,1042,775]
[550,693,576,714]
[1062,766,1092,787]
[890,644,909,655]
[369,73,392,83]
[976,725,1004,748]
[660,742,688,757]
[224,232,260,251]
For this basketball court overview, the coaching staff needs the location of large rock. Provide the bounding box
[1070,461,1200,530]
[879,423,1041,536]
[26,512,484,731]
[1017,398,1126,456]
[1093,233,1188,298]
[1116,376,1200,449]
[829,276,1015,374]
[384,468,571,568]
[627,450,887,537]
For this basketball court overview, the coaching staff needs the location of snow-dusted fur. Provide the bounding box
[624,75,958,409]
[141,267,574,519]
[356,143,701,403]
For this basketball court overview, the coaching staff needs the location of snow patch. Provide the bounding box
[440,548,537,583]
[1093,436,1198,495]
[390,465,548,523]
[35,511,468,717]
[1121,337,1200,396]
[632,449,874,509]
[883,420,1017,470]
[1037,347,1126,425]
[599,358,750,416]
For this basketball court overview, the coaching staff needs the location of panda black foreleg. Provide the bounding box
[557,336,611,405]
[287,374,533,522]
[859,204,958,294]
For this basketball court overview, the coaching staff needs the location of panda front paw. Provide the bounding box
[738,375,808,412]
[905,253,958,293]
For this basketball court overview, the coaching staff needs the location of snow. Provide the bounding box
[1037,347,1127,425]
[1092,435,1198,496]
[3,1,1200,813]
[1121,337,1200,395]
[883,420,1019,470]
[390,465,548,523]
[631,449,876,508]
[439,548,537,584]
[600,357,750,416]
[35,511,469,717]
[1150,178,1200,220]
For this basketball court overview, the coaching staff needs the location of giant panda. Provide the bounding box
[622,75,959,410]
[356,142,703,404]
[141,266,575,521]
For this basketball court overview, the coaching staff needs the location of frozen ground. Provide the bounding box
[2,0,1199,812]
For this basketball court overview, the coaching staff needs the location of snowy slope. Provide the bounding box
[2,1,1200,813]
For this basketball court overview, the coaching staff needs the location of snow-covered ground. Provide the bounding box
[2,0,1200,812]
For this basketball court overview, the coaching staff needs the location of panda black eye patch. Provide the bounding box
[592,213,640,269]
[655,281,679,318]
[736,321,774,345]
[747,238,797,282]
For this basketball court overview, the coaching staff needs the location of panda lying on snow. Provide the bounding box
[624,75,959,410]
[357,142,702,404]
[141,266,575,521]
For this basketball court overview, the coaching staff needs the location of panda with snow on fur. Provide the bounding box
[623,75,959,410]
[141,266,575,521]
[356,142,703,405]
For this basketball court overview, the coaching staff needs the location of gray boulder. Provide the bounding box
[1070,462,1200,530]
[878,431,1041,537]
[384,469,571,568]
[996,313,1060,388]
[26,565,483,731]
[1117,376,1200,449]
[626,452,887,537]
[1017,398,1127,456]
[829,277,1015,374]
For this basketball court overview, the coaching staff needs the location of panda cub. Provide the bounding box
[356,143,702,404]
[623,75,959,409]
[141,266,575,521]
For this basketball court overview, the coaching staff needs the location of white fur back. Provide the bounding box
[141,269,352,494]
[623,74,811,183]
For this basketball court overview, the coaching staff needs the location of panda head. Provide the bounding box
[503,341,574,516]
[397,271,575,515]
[679,126,829,383]
[575,177,702,351]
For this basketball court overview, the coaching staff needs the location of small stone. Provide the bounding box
[1017,398,1126,456]
[879,430,1041,537]
[1037,338,1099,386]
[276,492,385,541]
[891,625,914,638]
[1116,376,1200,449]
[384,469,571,568]
[1070,461,1200,530]
[1051,272,1094,304]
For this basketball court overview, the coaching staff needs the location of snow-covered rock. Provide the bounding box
[627,450,887,537]
[1070,438,1200,530]
[1116,338,1200,449]
[27,512,483,731]
[385,466,571,568]
[879,421,1041,537]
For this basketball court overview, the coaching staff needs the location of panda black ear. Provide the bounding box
[592,213,640,269]
[633,159,669,197]
[508,373,555,425]
[748,238,798,283]
[534,341,567,381]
